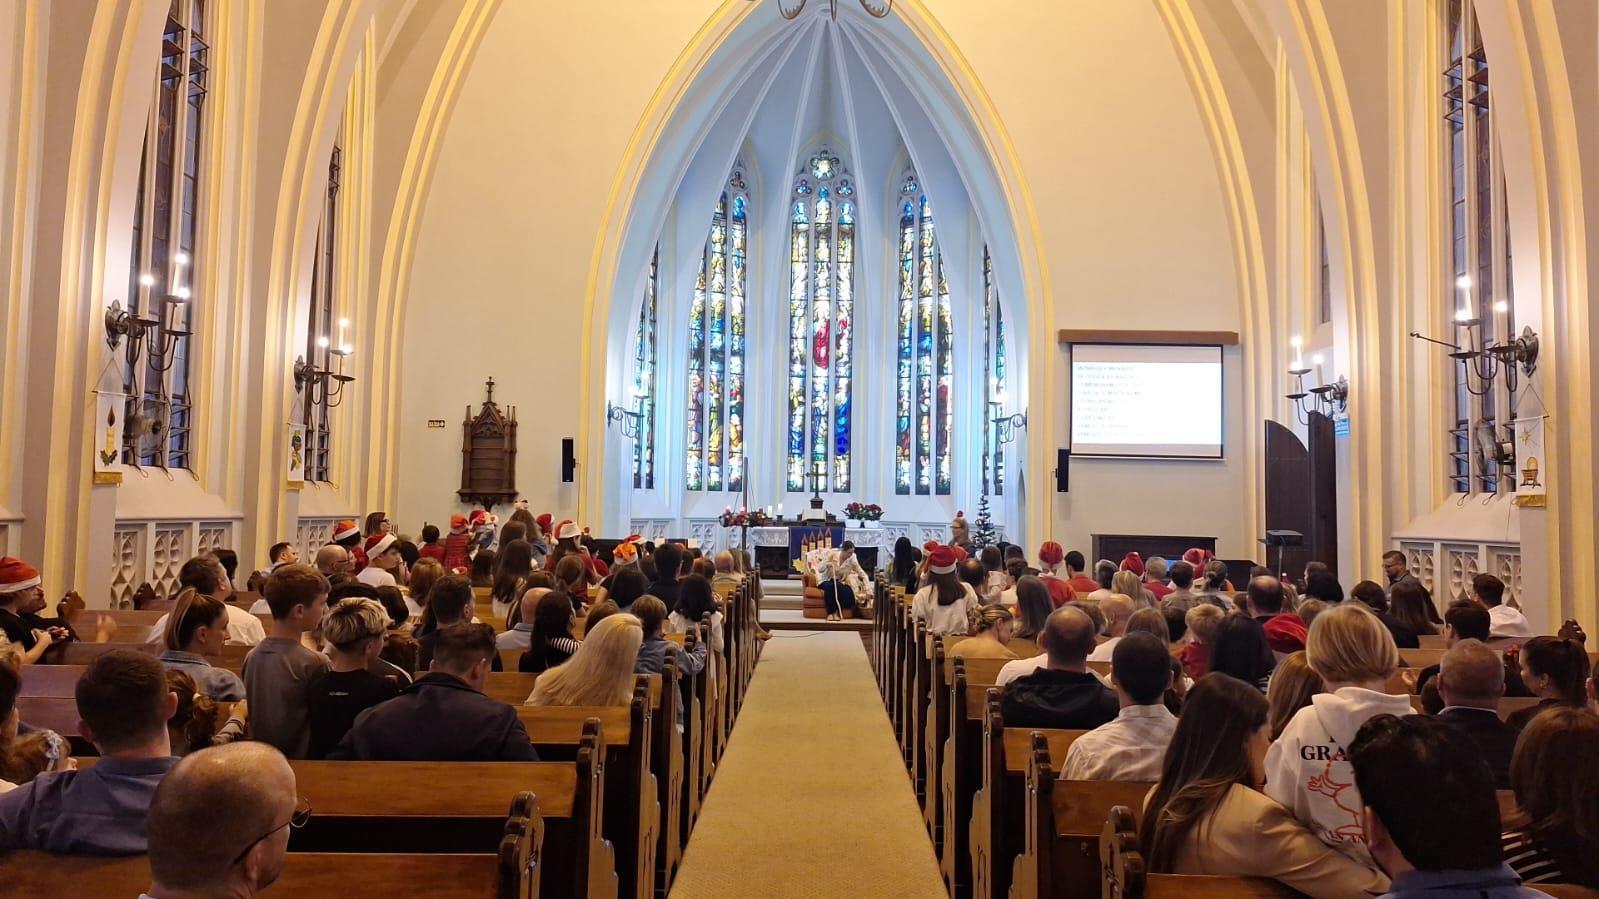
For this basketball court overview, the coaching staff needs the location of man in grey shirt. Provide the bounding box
[0,651,179,854]
[243,564,331,759]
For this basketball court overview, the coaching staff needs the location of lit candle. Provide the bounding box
[337,318,349,352]
[1290,335,1303,371]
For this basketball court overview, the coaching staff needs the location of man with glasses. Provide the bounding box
[0,650,178,854]
[142,743,305,898]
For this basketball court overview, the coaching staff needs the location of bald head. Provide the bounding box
[714,551,735,573]
[1042,606,1098,667]
[314,544,352,575]
[1100,594,1135,636]
[519,587,550,625]
[1437,639,1506,710]
[1248,575,1285,615]
[148,743,297,893]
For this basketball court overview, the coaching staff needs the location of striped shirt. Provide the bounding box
[1502,831,1563,884]
[1059,704,1178,782]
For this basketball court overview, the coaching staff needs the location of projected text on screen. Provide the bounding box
[1070,344,1223,458]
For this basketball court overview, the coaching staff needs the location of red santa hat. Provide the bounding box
[613,534,644,563]
[0,557,41,594]
[1120,552,1145,577]
[449,514,468,534]
[1038,541,1064,566]
[1182,547,1213,570]
[922,540,941,554]
[555,520,582,541]
[364,533,397,558]
[331,519,360,542]
[927,545,958,575]
[536,513,554,535]
[951,545,970,563]
[469,510,488,529]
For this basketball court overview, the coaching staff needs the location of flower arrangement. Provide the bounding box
[843,502,884,521]
[719,507,771,528]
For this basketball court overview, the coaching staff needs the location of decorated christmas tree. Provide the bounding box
[971,492,998,550]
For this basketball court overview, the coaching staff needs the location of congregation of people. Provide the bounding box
[898,537,1598,898]
[0,505,760,895]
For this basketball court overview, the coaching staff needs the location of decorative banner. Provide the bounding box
[1513,378,1545,507]
[287,423,306,488]
[93,393,124,485]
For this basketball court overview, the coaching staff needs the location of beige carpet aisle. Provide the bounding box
[668,631,945,898]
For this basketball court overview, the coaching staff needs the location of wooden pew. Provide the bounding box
[1099,805,1293,897]
[1008,732,1153,899]
[1406,694,1543,720]
[970,694,1084,899]
[0,851,516,898]
[520,684,657,899]
[925,652,1010,858]
[43,640,252,671]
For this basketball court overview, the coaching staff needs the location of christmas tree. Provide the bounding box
[971,492,998,550]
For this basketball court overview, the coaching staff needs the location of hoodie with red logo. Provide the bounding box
[1263,686,1414,868]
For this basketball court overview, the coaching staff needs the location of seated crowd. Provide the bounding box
[899,538,1599,897]
[0,506,754,891]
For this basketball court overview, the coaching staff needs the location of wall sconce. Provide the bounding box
[606,397,646,440]
[1411,282,1540,397]
[294,343,355,408]
[988,402,1028,446]
[104,297,189,374]
[1285,347,1348,424]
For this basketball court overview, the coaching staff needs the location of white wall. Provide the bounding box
[397,1,1247,556]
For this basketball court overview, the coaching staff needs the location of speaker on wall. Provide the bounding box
[561,438,576,483]
[1056,448,1070,493]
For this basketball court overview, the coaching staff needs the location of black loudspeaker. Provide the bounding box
[561,438,576,483]
[1055,448,1070,493]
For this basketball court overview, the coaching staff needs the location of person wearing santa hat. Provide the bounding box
[949,512,972,552]
[441,514,473,573]
[330,519,366,573]
[911,546,979,636]
[1034,542,1078,609]
[356,534,405,590]
[0,558,59,664]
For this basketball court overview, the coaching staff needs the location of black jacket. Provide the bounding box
[1439,706,1517,789]
[999,668,1118,730]
[327,673,537,761]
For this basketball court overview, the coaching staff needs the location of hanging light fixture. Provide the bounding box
[750,0,892,20]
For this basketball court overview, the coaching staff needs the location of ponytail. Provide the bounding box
[163,588,227,652]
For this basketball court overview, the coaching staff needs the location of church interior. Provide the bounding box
[1,0,1598,896]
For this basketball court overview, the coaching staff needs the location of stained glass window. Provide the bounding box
[123,0,208,468]
[981,248,1007,496]
[686,166,748,492]
[1443,0,1513,495]
[893,171,953,495]
[631,246,659,489]
[787,149,855,493]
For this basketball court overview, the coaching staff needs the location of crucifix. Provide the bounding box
[803,459,828,522]
[808,460,824,500]
[484,376,495,403]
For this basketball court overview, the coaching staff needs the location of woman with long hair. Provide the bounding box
[1010,576,1052,642]
[519,589,582,673]
[1503,706,1599,886]
[910,547,978,636]
[552,554,589,610]
[1139,674,1384,897]
[607,567,648,611]
[1208,614,1275,691]
[1387,580,1441,635]
[979,545,1010,602]
[491,539,535,619]
[950,604,1016,661]
[1266,650,1322,740]
[526,613,643,707]
[159,589,247,701]
[669,574,723,654]
[1112,569,1156,609]
[468,549,496,588]
[891,537,922,592]
[1506,636,1591,730]
[404,558,445,623]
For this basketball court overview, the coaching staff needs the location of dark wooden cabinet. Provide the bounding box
[458,378,518,510]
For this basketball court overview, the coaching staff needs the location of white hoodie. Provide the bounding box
[1263,686,1414,867]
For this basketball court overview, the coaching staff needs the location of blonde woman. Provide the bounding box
[950,605,1018,661]
[403,558,446,622]
[1265,650,1322,740]
[1112,569,1157,609]
[1264,602,1411,868]
[526,613,643,707]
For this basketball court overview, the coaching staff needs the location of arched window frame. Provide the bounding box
[123,0,210,469]
[632,245,660,490]
[894,169,953,496]
[786,148,856,493]
[686,165,749,492]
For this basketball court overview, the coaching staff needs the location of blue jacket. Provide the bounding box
[328,673,537,761]
[1380,865,1553,899]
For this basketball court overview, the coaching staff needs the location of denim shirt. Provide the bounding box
[159,649,248,701]
[0,756,179,855]
[1381,864,1552,899]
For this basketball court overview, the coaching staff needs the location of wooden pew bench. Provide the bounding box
[42,640,252,671]
[1099,806,1294,897]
